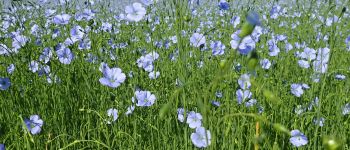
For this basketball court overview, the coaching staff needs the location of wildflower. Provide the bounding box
[141,0,156,6]
[24,115,44,135]
[260,58,271,69]
[99,67,126,88]
[0,144,4,150]
[238,74,251,89]
[190,33,206,48]
[70,25,85,43]
[0,44,9,55]
[186,111,202,129]
[56,47,74,64]
[335,74,346,80]
[191,127,211,148]
[39,47,53,63]
[12,34,28,52]
[137,51,159,72]
[135,90,156,107]
[342,103,350,115]
[29,61,39,73]
[236,89,252,104]
[125,105,135,116]
[230,16,240,28]
[291,84,304,97]
[53,14,71,25]
[106,108,118,124]
[313,117,325,127]
[211,101,221,107]
[245,99,257,107]
[215,91,223,98]
[290,130,308,147]
[7,64,15,74]
[125,3,146,22]
[148,71,160,79]
[298,60,310,69]
[345,36,350,51]
[210,41,225,56]
[0,77,11,90]
[177,108,185,122]
[218,0,229,10]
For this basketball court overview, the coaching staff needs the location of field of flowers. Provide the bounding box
[0,0,350,149]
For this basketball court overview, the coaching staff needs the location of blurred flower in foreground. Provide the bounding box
[125,3,146,22]
[0,144,4,150]
[191,127,211,148]
[290,130,308,147]
[239,11,261,38]
[24,115,44,135]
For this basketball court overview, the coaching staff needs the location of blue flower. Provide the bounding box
[56,47,74,64]
[0,77,11,91]
[298,60,310,69]
[291,84,304,97]
[313,117,325,127]
[218,0,229,10]
[245,99,257,107]
[191,127,211,148]
[70,25,85,43]
[99,66,126,88]
[148,71,160,79]
[211,101,221,107]
[7,64,15,74]
[24,115,44,135]
[238,74,251,90]
[190,33,206,48]
[335,74,346,80]
[236,89,252,104]
[215,91,223,98]
[0,144,4,150]
[135,90,156,107]
[125,3,146,22]
[177,108,185,122]
[342,103,350,115]
[186,111,202,129]
[0,44,9,55]
[260,58,271,70]
[290,130,308,147]
[39,47,53,63]
[230,16,240,28]
[101,22,112,32]
[137,51,159,72]
[270,5,282,19]
[141,0,155,6]
[12,34,28,51]
[345,36,350,51]
[29,61,39,73]
[53,14,71,25]
[106,108,118,124]
[246,11,261,26]
[210,41,225,56]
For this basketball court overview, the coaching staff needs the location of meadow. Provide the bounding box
[0,0,350,149]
